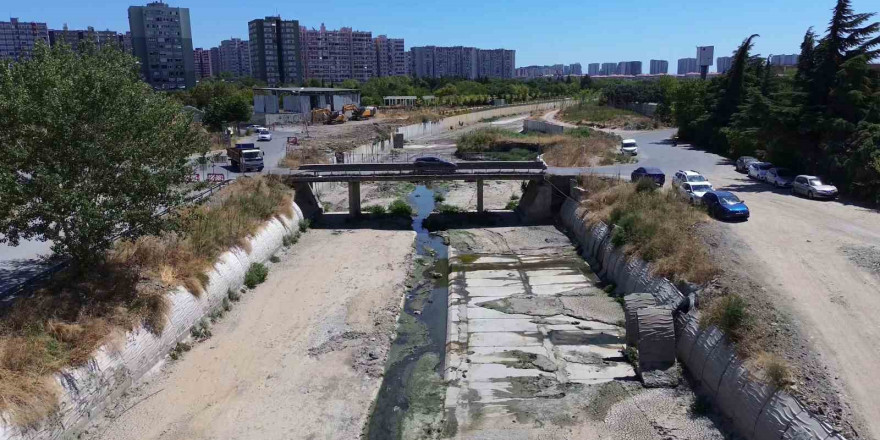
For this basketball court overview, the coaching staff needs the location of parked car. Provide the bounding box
[736,156,759,173]
[747,162,774,180]
[413,156,457,172]
[671,170,709,188]
[702,191,750,220]
[257,128,272,141]
[765,167,794,187]
[677,182,715,205]
[791,175,838,199]
[620,139,638,155]
[630,167,665,186]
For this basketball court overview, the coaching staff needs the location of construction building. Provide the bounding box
[249,16,302,86]
[0,18,49,61]
[252,87,360,125]
[128,2,196,90]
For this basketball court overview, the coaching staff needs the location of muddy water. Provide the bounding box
[367,185,449,439]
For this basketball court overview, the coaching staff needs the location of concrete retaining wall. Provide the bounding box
[0,202,304,440]
[559,197,844,440]
[523,119,565,135]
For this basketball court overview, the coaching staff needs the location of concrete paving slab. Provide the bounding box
[464,278,524,288]
[466,306,532,320]
[524,269,582,278]
[469,331,543,347]
[468,346,549,364]
[564,362,636,383]
[555,344,624,361]
[465,269,520,279]
[468,296,508,307]
[469,318,540,333]
[468,256,519,264]
[467,285,527,297]
[531,283,592,295]
[468,363,547,381]
[527,274,590,285]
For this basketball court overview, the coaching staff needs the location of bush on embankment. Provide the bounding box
[456,127,623,166]
[0,176,294,426]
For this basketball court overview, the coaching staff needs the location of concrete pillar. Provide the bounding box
[476,179,484,212]
[348,181,361,215]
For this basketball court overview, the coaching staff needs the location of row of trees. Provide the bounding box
[593,0,879,202]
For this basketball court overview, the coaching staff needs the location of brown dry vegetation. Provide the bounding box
[457,127,624,166]
[559,103,658,130]
[578,175,716,284]
[279,146,331,168]
[0,176,293,426]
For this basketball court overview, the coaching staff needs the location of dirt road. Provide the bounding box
[84,227,414,440]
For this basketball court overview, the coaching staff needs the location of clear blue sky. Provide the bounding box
[6,0,877,70]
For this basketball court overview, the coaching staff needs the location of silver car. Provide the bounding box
[747,162,774,181]
[765,167,794,188]
[791,175,838,199]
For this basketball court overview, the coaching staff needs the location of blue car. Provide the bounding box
[702,191,750,220]
[630,166,665,186]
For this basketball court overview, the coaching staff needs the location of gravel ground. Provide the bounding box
[82,227,415,440]
[840,245,880,278]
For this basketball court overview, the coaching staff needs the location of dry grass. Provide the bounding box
[379,108,445,124]
[456,127,622,167]
[580,179,717,283]
[559,103,657,130]
[279,146,331,168]
[753,352,792,389]
[0,176,293,427]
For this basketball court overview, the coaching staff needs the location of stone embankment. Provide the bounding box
[0,203,304,440]
[560,195,846,440]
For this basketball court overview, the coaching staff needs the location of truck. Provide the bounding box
[227,143,264,172]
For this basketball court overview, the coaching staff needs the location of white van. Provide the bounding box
[620,139,638,155]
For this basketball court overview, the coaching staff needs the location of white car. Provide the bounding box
[678,182,715,205]
[671,170,710,189]
[620,139,638,155]
[747,162,774,180]
[257,128,272,141]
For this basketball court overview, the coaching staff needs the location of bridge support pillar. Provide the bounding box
[476,179,484,212]
[348,182,361,215]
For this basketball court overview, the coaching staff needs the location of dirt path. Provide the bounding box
[84,228,414,440]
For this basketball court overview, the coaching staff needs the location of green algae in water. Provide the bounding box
[387,313,429,366]
[400,353,447,439]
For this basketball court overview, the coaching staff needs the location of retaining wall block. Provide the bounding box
[688,326,725,381]
[597,228,615,268]
[623,293,656,347]
[650,278,685,308]
[754,392,806,440]
[623,258,650,294]
[636,306,676,369]
[724,362,776,439]
[781,410,836,440]
[700,338,737,398]
[676,313,702,365]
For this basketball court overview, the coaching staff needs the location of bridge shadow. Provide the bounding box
[312,213,413,230]
[422,211,551,231]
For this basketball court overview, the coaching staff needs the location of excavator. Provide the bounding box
[310,108,331,124]
[349,105,377,121]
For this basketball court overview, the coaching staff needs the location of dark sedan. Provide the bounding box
[413,156,457,173]
[630,166,665,186]
[702,191,750,221]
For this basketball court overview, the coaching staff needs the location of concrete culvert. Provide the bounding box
[623,293,656,347]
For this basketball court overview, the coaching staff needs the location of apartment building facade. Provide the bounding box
[716,56,732,73]
[219,38,251,77]
[0,18,49,61]
[128,2,196,89]
[374,35,406,77]
[299,24,377,83]
[617,61,642,75]
[677,57,698,74]
[649,59,668,74]
[600,62,617,75]
[193,47,212,78]
[411,45,514,79]
[570,63,582,75]
[588,63,600,76]
[248,16,301,86]
[48,26,131,53]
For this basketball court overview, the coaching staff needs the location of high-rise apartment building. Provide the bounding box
[209,47,221,76]
[649,59,668,74]
[128,2,195,90]
[570,63,582,75]
[411,46,513,79]
[588,63,600,76]
[249,16,301,86]
[0,18,49,61]
[374,35,406,77]
[716,56,732,73]
[300,24,376,83]
[218,38,251,77]
[600,62,617,75]
[770,54,799,66]
[193,47,213,78]
[677,57,698,74]
[49,26,131,53]
[617,61,642,75]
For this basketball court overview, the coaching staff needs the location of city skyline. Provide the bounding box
[6,0,874,70]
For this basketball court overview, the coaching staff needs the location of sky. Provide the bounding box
[6,0,877,71]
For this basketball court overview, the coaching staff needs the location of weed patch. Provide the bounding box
[701,295,750,344]
[365,205,387,215]
[298,219,312,232]
[389,199,414,217]
[559,103,656,130]
[244,263,269,289]
[435,203,463,214]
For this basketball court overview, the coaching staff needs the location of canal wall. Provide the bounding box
[559,196,845,440]
[0,203,305,440]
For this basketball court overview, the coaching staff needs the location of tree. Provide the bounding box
[0,42,209,267]
[204,93,252,131]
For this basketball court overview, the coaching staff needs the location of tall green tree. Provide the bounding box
[0,42,209,266]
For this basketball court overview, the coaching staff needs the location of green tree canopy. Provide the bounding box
[0,42,209,266]
[204,93,252,131]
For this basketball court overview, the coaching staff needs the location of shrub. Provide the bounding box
[191,319,212,340]
[269,255,280,263]
[701,294,749,343]
[244,263,269,289]
[635,177,657,193]
[227,288,241,302]
[504,200,518,210]
[433,192,445,203]
[282,231,301,247]
[435,203,463,214]
[298,219,311,232]
[365,205,387,215]
[169,342,191,360]
[757,352,791,389]
[388,199,414,217]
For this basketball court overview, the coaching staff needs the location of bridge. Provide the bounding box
[276,161,547,215]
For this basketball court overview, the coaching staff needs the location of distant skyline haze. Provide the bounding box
[6,0,877,68]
